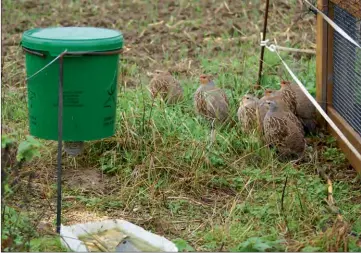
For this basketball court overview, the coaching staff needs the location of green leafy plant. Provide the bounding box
[1,134,15,149]
[16,135,42,162]
[348,237,361,252]
[173,238,195,252]
[1,206,36,251]
[231,237,285,252]
[323,147,346,165]
[30,236,67,252]
[1,135,45,252]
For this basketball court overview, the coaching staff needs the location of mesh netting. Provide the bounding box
[332,5,361,136]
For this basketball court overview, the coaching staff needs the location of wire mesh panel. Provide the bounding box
[332,5,361,136]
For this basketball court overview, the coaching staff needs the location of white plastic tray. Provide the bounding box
[60,219,178,252]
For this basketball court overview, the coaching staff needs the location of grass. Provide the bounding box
[2,0,361,252]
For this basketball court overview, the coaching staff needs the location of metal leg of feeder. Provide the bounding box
[56,55,64,234]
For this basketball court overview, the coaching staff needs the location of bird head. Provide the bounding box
[199,74,213,86]
[261,100,278,111]
[280,80,291,89]
[241,94,257,106]
[264,89,276,97]
[155,69,171,75]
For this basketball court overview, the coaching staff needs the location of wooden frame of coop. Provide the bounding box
[316,0,361,172]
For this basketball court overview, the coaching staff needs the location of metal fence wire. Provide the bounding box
[332,5,361,136]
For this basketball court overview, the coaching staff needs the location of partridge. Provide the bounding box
[273,81,297,115]
[256,89,295,135]
[194,74,229,123]
[283,81,317,134]
[262,100,306,161]
[149,70,184,104]
[237,94,259,133]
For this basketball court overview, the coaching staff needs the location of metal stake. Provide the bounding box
[256,0,271,89]
[56,55,64,234]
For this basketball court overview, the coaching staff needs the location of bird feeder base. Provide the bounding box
[64,141,84,156]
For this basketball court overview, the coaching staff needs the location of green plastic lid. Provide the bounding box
[21,27,123,55]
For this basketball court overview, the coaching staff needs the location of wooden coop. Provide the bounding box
[316,0,361,172]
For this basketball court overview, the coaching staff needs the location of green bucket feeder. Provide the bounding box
[22,27,123,142]
[21,27,124,233]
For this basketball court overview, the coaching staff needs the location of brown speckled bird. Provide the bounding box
[194,74,229,123]
[285,81,317,134]
[262,100,306,161]
[149,70,184,104]
[237,94,259,133]
[256,89,292,135]
[273,81,297,115]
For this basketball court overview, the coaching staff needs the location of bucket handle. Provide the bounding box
[22,47,123,57]
[22,47,46,58]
